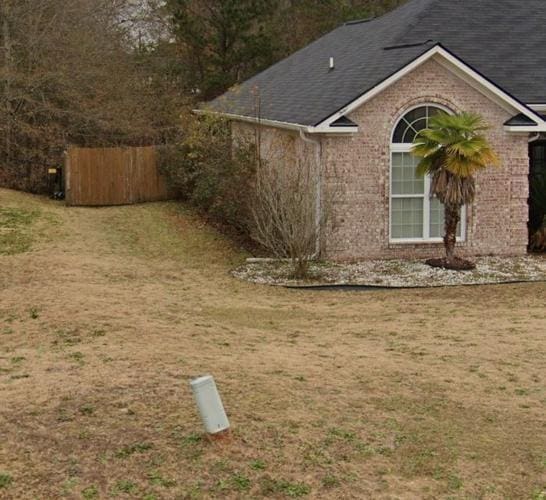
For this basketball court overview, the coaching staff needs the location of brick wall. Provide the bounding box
[322,58,530,261]
[232,121,299,162]
[232,58,531,262]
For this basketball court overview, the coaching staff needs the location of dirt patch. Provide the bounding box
[0,188,545,499]
[425,256,476,271]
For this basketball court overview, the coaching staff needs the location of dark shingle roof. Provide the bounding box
[207,0,546,127]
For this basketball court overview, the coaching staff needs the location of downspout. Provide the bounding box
[529,133,542,143]
[299,129,322,258]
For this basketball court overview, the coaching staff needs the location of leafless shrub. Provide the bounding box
[250,133,334,279]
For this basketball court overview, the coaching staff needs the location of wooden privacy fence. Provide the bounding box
[65,146,171,206]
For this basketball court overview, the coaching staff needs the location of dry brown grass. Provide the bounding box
[0,188,545,499]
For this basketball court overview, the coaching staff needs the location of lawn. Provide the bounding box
[0,188,545,499]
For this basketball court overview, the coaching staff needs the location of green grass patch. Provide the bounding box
[112,479,137,494]
[67,351,85,365]
[260,477,311,497]
[0,473,13,488]
[250,459,266,470]
[79,404,95,416]
[0,207,40,255]
[81,485,99,499]
[101,203,244,268]
[148,471,176,488]
[230,473,251,491]
[115,442,153,459]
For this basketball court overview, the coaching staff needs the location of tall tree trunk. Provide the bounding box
[2,1,12,159]
[444,203,460,264]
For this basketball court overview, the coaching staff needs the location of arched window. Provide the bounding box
[390,105,465,241]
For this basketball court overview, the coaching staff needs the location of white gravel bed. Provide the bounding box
[232,255,546,288]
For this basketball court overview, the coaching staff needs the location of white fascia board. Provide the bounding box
[318,128,359,135]
[528,104,546,112]
[193,108,358,134]
[505,125,546,133]
[311,125,359,134]
[314,44,546,130]
[308,125,359,134]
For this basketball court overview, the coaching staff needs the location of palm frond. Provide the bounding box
[411,110,498,206]
[415,156,436,177]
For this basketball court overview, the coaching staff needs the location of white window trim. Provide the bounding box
[389,106,467,244]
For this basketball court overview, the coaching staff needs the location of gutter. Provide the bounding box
[193,109,357,135]
[299,129,322,258]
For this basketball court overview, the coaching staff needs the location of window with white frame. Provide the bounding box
[390,105,464,242]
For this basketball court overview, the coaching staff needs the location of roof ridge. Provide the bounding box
[341,0,433,28]
[392,0,441,45]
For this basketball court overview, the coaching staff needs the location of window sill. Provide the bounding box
[389,238,466,245]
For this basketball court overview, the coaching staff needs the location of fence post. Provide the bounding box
[64,149,71,205]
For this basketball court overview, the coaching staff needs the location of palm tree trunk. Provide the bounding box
[444,203,460,264]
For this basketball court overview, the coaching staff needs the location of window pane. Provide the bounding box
[405,107,427,122]
[393,106,447,144]
[392,153,424,195]
[411,117,428,133]
[392,121,406,143]
[391,198,424,239]
[427,106,445,119]
[429,197,462,238]
[402,126,417,143]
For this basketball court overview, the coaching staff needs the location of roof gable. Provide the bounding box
[314,44,545,132]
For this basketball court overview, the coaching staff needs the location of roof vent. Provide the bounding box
[329,57,335,70]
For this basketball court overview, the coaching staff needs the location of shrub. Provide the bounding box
[158,115,256,233]
[529,171,546,252]
[159,114,336,279]
[250,133,336,279]
[251,148,321,279]
[530,218,546,252]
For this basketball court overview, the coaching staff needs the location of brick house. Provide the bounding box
[200,0,546,261]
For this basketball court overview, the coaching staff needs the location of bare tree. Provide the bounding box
[0,0,182,192]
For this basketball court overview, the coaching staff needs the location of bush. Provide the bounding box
[0,161,52,194]
[158,115,256,233]
[530,171,546,252]
[251,148,322,279]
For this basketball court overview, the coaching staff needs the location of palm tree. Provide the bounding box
[412,112,499,269]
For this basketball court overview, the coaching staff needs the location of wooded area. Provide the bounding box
[0,0,404,193]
